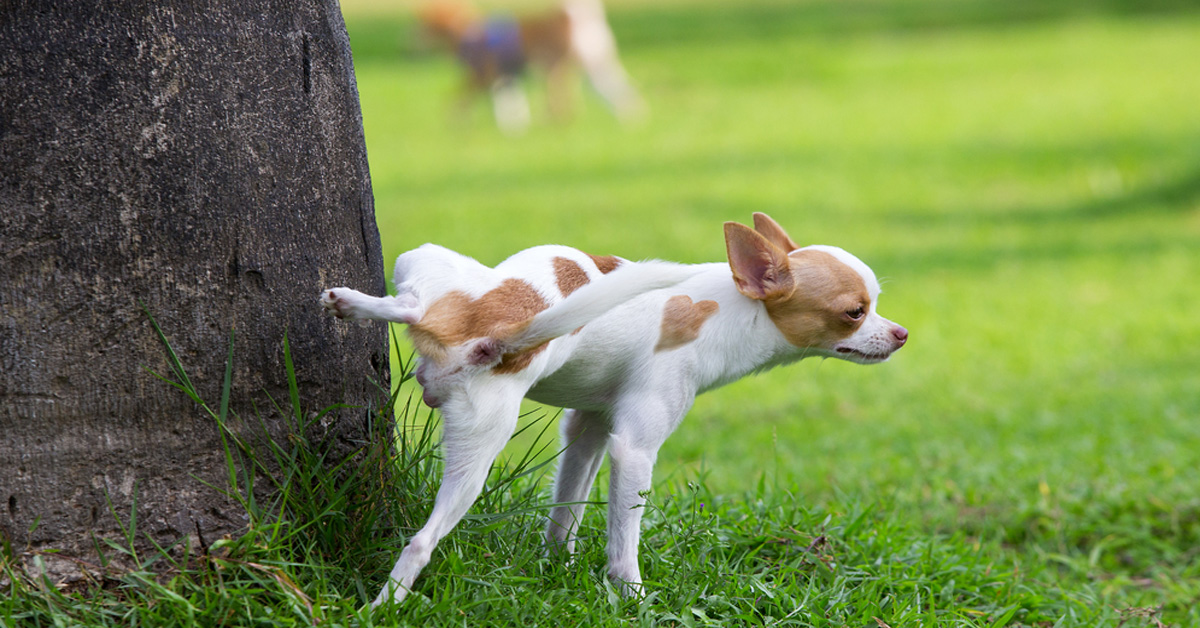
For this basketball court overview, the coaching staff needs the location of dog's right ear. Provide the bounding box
[725,222,794,301]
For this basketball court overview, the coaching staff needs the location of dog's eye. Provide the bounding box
[845,307,865,321]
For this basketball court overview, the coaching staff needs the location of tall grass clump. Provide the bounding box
[0,319,553,627]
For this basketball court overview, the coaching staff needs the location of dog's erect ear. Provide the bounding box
[751,212,799,253]
[725,222,794,300]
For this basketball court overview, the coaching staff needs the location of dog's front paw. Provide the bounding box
[608,566,645,598]
[369,579,412,610]
[610,575,645,598]
[320,288,356,319]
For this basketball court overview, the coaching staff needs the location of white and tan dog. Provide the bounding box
[320,213,907,607]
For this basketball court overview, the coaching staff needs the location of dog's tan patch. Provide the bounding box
[655,295,719,352]
[408,278,549,368]
[553,257,590,297]
[587,253,622,274]
[764,249,870,348]
[519,9,572,65]
[493,340,550,374]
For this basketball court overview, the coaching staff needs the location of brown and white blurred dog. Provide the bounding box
[419,0,645,133]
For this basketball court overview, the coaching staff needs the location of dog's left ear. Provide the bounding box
[751,212,799,252]
[725,222,794,301]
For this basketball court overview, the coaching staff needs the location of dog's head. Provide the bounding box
[725,213,907,364]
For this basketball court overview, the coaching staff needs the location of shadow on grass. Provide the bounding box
[1024,168,1200,223]
[613,0,1200,49]
[374,141,1200,274]
[867,163,1200,274]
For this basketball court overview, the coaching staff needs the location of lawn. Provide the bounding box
[347,0,1200,623]
[5,0,1199,625]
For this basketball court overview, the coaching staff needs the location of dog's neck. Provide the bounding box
[669,264,811,394]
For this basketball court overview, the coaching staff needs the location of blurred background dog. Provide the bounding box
[419,0,645,133]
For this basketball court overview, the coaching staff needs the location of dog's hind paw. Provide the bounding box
[320,288,357,319]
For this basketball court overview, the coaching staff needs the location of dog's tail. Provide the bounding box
[502,260,703,352]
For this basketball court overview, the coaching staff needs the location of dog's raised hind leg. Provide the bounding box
[320,287,423,324]
[371,384,524,608]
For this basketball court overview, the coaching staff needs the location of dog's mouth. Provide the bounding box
[835,347,892,363]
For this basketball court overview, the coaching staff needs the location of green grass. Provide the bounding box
[0,343,1124,627]
[6,0,1200,625]
[354,0,1200,623]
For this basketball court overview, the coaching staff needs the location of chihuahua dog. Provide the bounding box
[321,213,907,607]
[418,0,644,134]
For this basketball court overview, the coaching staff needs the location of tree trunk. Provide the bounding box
[0,0,387,580]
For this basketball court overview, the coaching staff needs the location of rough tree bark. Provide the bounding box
[0,0,387,579]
